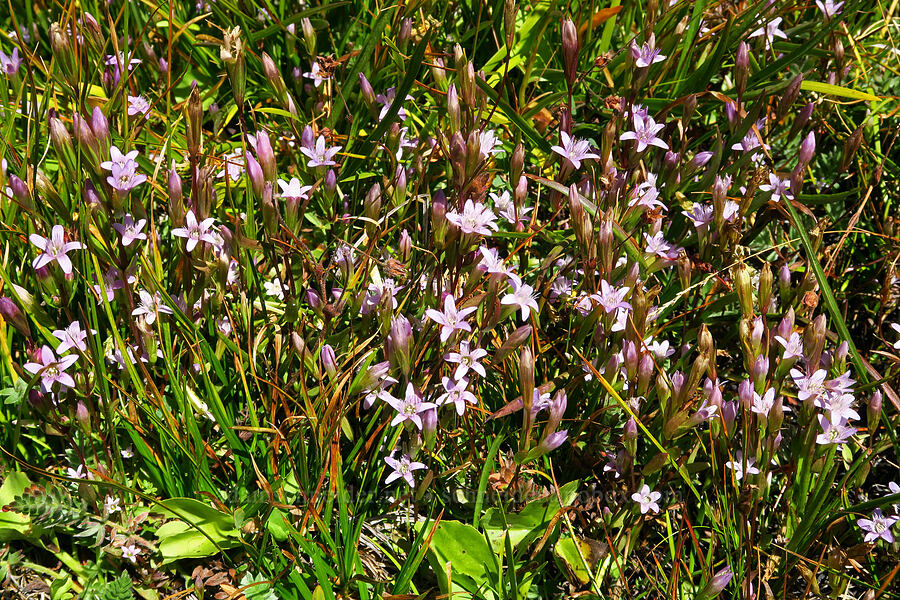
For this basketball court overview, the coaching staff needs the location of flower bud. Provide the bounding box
[682,94,697,129]
[261,52,287,98]
[788,103,814,140]
[447,83,461,134]
[637,353,654,396]
[0,296,30,338]
[777,74,803,122]
[510,142,525,185]
[8,174,29,206]
[320,344,337,378]
[752,355,769,389]
[431,190,448,247]
[398,18,413,53]
[431,57,448,90]
[301,17,316,56]
[738,378,754,411]
[758,263,773,315]
[254,131,277,182]
[184,86,202,157]
[393,165,407,206]
[399,229,413,263]
[359,72,376,110]
[49,116,74,171]
[261,182,278,234]
[387,315,413,377]
[519,345,535,421]
[868,390,883,436]
[778,263,792,300]
[839,125,864,174]
[678,250,692,291]
[90,106,110,154]
[733,262,754,317]
[245,151,264,198]
[698,566,733,600]
[797,131,816,169]
[735,42,749,98]
[547,390,567,434]
[504,0,517,48]
[422,407,438,449]
[49,23,75,84]
[561,18,579,87]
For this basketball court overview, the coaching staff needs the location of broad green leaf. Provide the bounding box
[481,480,579,552]
[0,472,35,540]
[424,520,500,600]
[156,498,240,563]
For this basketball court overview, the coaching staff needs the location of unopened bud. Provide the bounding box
[359,72,376,109]
[838,124,863,173]
[777,74,803,122]
[735,42,749,98]
[0,296,30,338]
[799,131,816,167]
[184,86,202,157]
[495,325,532,362]
[561,18,579,87]
[733,262,754,317]
[245,151,264,198]
[254,131,277,181]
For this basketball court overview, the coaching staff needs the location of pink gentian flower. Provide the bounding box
[24,345,78,393]
[29,225,84,275]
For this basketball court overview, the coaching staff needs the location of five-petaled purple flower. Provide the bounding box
[436,376,478,415]
[445,340,488,380]
[426,294,477,343]
[53,321,95,353]
[446,200,499,237]
[620,113,668,153]
[132,289,174,325]
[172,210,217,252]
[300,135,341,168]
[858,508,898,543]
[384,453,427,487]
[551,132,601,170]
[113,214,148,247]
[24,345,78,394]
[631,39,666,68]
[30,225,84,275]
[384,383,435,429]
[501,277,540,322]
[595,280,631,314]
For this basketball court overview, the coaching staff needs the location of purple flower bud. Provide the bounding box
[422,406,438,448]
[547,389,567,433]
[254,131,277,181]
[325,169,338,195]
[447,83,460,133]
[8,174,29,205]
[722,400,738,430]
[671,371,685,399]
[561,18,579,87]
[751,316,765,350]
[752,355,769,386]
[49,116,73,159]
[699,565,733,599]
[321,344,337,378]
[399,229,412,263]
[75,400,90,431]
[623,340,639,379]
[0,297,30,338]
[738,378,754,411]
[624,417,638,443]
[775,307,795,341]
[431,190,448,246]
[638,353,654,395]
[777,74,803,122]
[537,429,568,454]
[839,125,864,173]
[519,346,535,421]
[393,165,406,204]
[306,288,323,313]
[90,106,109,151]
[799,131,816,166]
[725,101,738,129]
[301,125,315,151]
[789,102,814,139]
[736,42,749,98]
[387,315,413,377]
[83,179,102,208]
[168,160,183,204]
[358,72,376,109]
[244,151,264,198]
